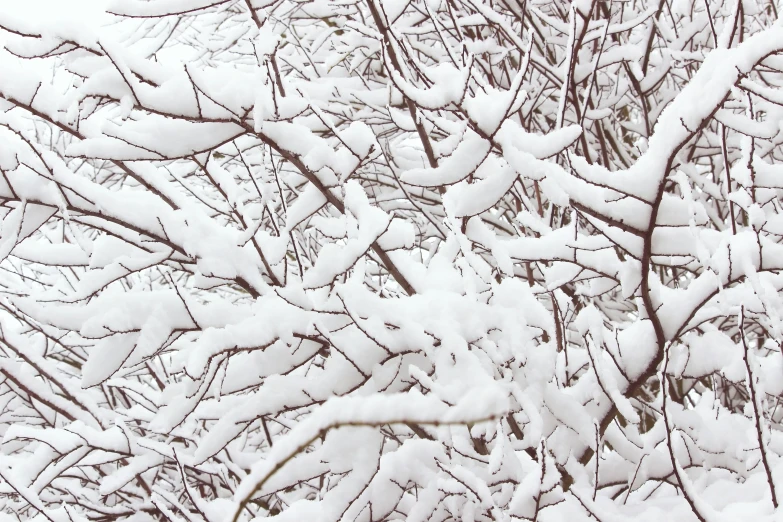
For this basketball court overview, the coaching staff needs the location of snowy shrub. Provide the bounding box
[1,0,783,520]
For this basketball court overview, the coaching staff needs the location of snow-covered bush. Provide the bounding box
[1,0,783,519]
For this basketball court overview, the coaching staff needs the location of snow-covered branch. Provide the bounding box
[0,0,782,520]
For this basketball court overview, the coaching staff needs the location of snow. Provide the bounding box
[443,156,519,218]
[82,333,141,388]
[389,62,472,110]
[401,129,490,187]
[66,118,245,160]
[0,1,781,521]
